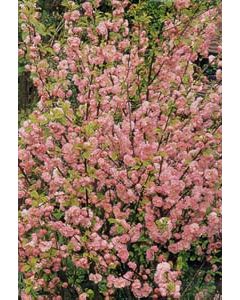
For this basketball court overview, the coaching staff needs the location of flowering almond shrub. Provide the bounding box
[18,0,222,299]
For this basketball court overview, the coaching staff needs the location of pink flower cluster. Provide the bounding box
[18,0,221,298]
[154,262,181,299]
[131,280,153,298]
[175,0,190,11]
[65,206,93,228]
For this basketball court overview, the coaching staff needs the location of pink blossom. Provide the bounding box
[74,257,89,269]
[70,10,80,21]
[21,292,32,300]
[67,37,80,48]
[82,2,93,17]
[216,69,222,81]
[79,293,88,300]
[39,241,53,252]
[41,172,51,183]
[97,22,108,36]
[152,196,163,208]
[131,280,152,298]
[123,154,135,166]
[174,0,190,10]
[113,277,128,288]
[89,273,103,283]
[117,246,129,263]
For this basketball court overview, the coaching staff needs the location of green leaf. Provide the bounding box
[182,74,190,84]
[108,218,118,224]
[156,217,169,231]
[45,47,55,55]
[29,17,47,36]
[99,280,108,293]
[18,66,25,75]
[84,122,99,136]
[23,264,31,272]
[116,225,124,235]
[87,289,95,300]
[111,152,119,161]
[167,282,175,293]
[29,257,37,267]
[30,191,39,200]
[82,151,91,159]
[25,286,32,294]
[53,210,64,220]
[177,256,183,271]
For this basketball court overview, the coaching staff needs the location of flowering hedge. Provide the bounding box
[18,0,222,299]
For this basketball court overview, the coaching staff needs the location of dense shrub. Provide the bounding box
[18,0,222,299]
